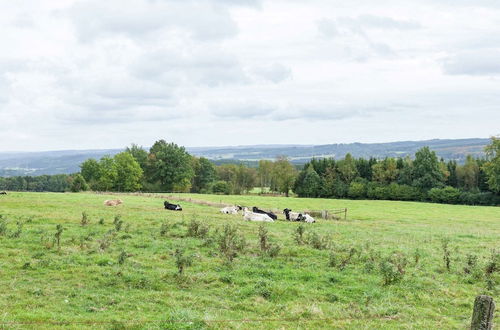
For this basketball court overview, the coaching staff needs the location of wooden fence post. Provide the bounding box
[344,208,347,220]
[471,295,495,330]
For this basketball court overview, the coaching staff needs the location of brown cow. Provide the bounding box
[104,199,123,206]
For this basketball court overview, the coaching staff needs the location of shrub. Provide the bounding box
[441,238,451,271]
[187,219,209,239]
[294,224,306,245]
[428,186,461,204]
[174,249,193,275]
[118,251,128,265]
[81,212,89,226]
[307,232,330,250]
[216,224,246,263]
[258,225,280,257]
[348,181,367,199]
[212,181,231,195]
[54,224,63,249]
[113,215,123,232]
[380,252,408,285]
[98,218,105,225]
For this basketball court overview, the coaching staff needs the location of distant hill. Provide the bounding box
[0,138,490,176]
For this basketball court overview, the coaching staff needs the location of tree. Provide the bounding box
[372,158,399,184]
[147,140,194,192]
[80,158,100,189]
[114,152,143,192]
[272,156,297,197]
[70,174,88,192]
[235,165,256,194]
[191,157,217,193]
[483,136,500,193]
[96,156,118,191]
[412,147,445,191]
[299,166,321,197]
[337,153,358,184]
[257,160,273,193]
[126,144,148,171]
[457,155,479,191]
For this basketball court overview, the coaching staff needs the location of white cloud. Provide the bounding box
[0,0,499,151]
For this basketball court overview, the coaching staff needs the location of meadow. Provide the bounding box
[0,192,498,329]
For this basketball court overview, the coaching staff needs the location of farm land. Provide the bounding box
[0,192,499,329]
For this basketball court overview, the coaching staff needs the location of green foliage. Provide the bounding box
[70,174,88,192]
[216,224,246,263]
[114,152,143,192]
[380,252,408,285]
[348,180,367,199]
[293,224,306,245]
[428,186,461,204]
[174,249,193,275]
[412,147,445,191]
[147,140,194,192]
[483,136,500,193]
[191,157,217,193]
[272,156,297,197]
[212,181,231,195]
[81,211,89,226]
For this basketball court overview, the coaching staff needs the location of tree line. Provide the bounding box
[294,139,500,205]
[1,137,499,206]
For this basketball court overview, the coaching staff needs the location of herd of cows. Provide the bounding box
[102,199,316,223]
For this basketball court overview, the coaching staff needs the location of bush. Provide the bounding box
[380,252,408,285]
[387,183,422,201]
[428,186,461,204]
[212,181,231,195]
[366,183,389,200]
[348,182,367,199]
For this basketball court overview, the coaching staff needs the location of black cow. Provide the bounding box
[164,201,182,211]
[252,206,277,220]
[0,191,6,195]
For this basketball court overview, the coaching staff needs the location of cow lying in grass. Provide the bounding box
[243,207,274,222]
[283,208,315,223]
[164,201,182,211]
[220,205,242,214]
[252,206,277,220]
[0,191,6,195]
[104,199,123,206]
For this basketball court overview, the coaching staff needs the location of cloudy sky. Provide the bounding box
[0,0,499,151]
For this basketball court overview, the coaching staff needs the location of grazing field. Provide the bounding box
[0,192,499,329]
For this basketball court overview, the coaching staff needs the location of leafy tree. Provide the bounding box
[96,156,118,191]
[457,155,479,191]
[70,174,88,192]
[412,147,444,191]
[372,158,399,184]
[483,136,500,193]
[147,140,194,192]
[257,160,274,193]
[191,157,217,193]
[295,166,321,197]
[126,144,148,171]
[114,152,143,192]
[80,158,100,188]
[235,165,256,194]
[337,153,358,184]
[446,160,458,187]
[272,156,297,197]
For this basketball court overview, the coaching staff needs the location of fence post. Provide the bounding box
[344,208,347,220]
[471,295,495,330]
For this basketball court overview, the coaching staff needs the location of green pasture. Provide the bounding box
[0,192,498,329]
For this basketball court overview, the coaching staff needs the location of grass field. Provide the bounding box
[0,192,499,329]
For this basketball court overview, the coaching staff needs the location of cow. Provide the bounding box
[243,207,274,222]
[0,191,6,195]
[283,208,305,221]
[302,214,316,223]
[220,205,242,214]
[104,199,123,206]
[252,206,278,220]
[164,201,182,211]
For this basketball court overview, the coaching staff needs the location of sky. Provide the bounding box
[0,0,499,151]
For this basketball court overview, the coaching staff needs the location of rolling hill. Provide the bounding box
[0,138,490,176]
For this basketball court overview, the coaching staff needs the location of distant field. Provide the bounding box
[0,192,498,329]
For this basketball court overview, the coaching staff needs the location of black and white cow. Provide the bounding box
[252,206,277,220]
[283,208,304,221]
[0,191,6,195]
[164,201,182,211]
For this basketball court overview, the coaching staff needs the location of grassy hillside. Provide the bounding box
[0,192,498,329]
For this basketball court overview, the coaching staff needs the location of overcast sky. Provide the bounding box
[0,0,499,151]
